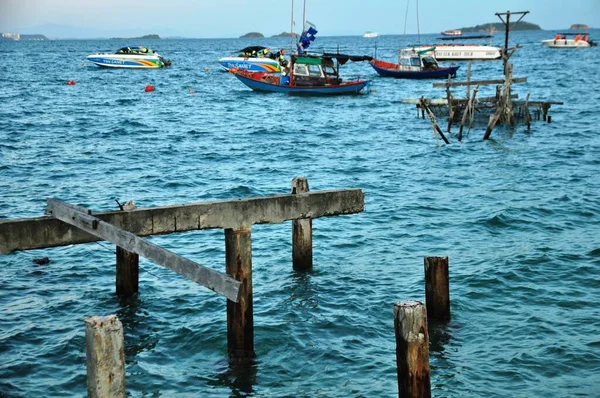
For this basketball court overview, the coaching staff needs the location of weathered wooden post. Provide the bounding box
[292,177,313,271]
[424,256,450,321]
[225,226,255,360]
[85,315,125,398]
[116,201,139,296]
[394,301,431,398]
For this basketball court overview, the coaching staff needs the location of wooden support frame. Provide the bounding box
[45,199,242,302]
[433,77,526,88]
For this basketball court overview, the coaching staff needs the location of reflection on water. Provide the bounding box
[208,359,258,398]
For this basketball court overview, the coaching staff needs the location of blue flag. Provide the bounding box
[297,21,318,54]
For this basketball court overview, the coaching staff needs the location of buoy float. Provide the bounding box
[144,84,154,92]
[189,89,195,94]
[205,67,209,71]
[67,80,76,85]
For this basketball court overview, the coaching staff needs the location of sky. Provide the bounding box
[1,0,599,39]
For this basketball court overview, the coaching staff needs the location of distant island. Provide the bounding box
[271,31,298,38]
[461,21,541,32]
[570,24,589,30]
[110,34,161,40]
[240,32,264,38]
[1,33,48,41]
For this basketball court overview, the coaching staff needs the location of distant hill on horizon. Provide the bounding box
[110,34,161,40]
[240,32,264,38]
[461,21,541,32]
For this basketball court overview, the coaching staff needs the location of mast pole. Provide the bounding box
[290,0,294,53]
[302,0,306,30]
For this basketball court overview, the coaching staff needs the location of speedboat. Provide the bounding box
[542,33,597,48]
[408,44,501,61]
[218,46,283,73]
[363,31,378,38]
[370,49,459,79]
[230,53,372,95]
[87,46,171,68]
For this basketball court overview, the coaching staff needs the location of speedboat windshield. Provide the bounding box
[116,46,155,54]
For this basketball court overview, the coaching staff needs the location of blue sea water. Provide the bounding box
[1,30,600,397]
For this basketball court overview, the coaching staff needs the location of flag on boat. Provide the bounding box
[297,21,318,54]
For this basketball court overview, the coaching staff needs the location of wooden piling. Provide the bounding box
[116,201,139,296]
[85,315,125,398]
[524,93,531,131]
[420,98,450,145]
[424,256,450,321]
[292,177,313,271]
[225,226,255,360]
[394,301,431,398]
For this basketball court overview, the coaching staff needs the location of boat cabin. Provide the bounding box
[290,56,342,86]
[398,52,440,71]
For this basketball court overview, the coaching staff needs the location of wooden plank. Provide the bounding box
[46,199,241,302]
[432,77,527,88]
[0,189,364,254]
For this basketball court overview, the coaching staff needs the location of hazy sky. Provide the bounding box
[1,0,599,38]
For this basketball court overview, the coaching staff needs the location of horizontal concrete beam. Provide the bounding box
[0,189,364,254]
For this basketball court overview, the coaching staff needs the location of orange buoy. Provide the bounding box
[144,84,154,92]
[67,80,76,85]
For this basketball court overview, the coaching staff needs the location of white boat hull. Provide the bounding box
[86,53,166,68]
[410,45,502,61]
[542,39,591,48]
[218,57,281,73]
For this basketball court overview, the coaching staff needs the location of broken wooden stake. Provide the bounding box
[394,301,431,398]
[85,315,125,398]
[292,177,313,271]
[424,256,450,321]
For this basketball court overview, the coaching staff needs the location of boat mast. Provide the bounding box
[302,0,306,33]
[290,0,294,53]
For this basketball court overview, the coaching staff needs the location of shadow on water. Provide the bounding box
[208,359,258,398]
[111,294,161,359]
[428,320,453,357]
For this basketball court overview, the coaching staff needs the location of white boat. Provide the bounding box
[408,44,502,61]
[363,31,378,38]
[87,46,171,68]
[542,33,596,48]
[218,45,283,73]
[441,29,462,36]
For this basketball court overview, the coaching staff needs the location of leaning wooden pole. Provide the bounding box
[116,201,139,296]
[394,301,431,398]
[292,177,313,271]
[85,315,125,398]
[225,226,255,360]
[424,257,450,321]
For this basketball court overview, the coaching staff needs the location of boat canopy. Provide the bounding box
[116,46,155,54]
[295,56,322,65]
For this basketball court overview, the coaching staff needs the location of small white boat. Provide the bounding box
[409,44,502,61]
[542,33,596,48]
[87,46,171,68]
[441,29,462,36]
[363,31,378,38]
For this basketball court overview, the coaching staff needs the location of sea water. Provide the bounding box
[1,30,600,397]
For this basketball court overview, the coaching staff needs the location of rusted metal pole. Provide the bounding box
[85,315,125,398]
[394,301,431,398]
[225,226,255,360]
[292,177,313,271]
[116,201,139,296]
[424,257,450,321]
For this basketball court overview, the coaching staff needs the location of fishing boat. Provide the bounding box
[86,46,171,68]
[370,49,459,79]
[542,33,597,48]
[218,46,283,73]
[230,53,372,95]
[407,44,501,61]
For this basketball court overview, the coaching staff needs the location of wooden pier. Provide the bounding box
[403,10,564,143]
[0,177,364,361]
